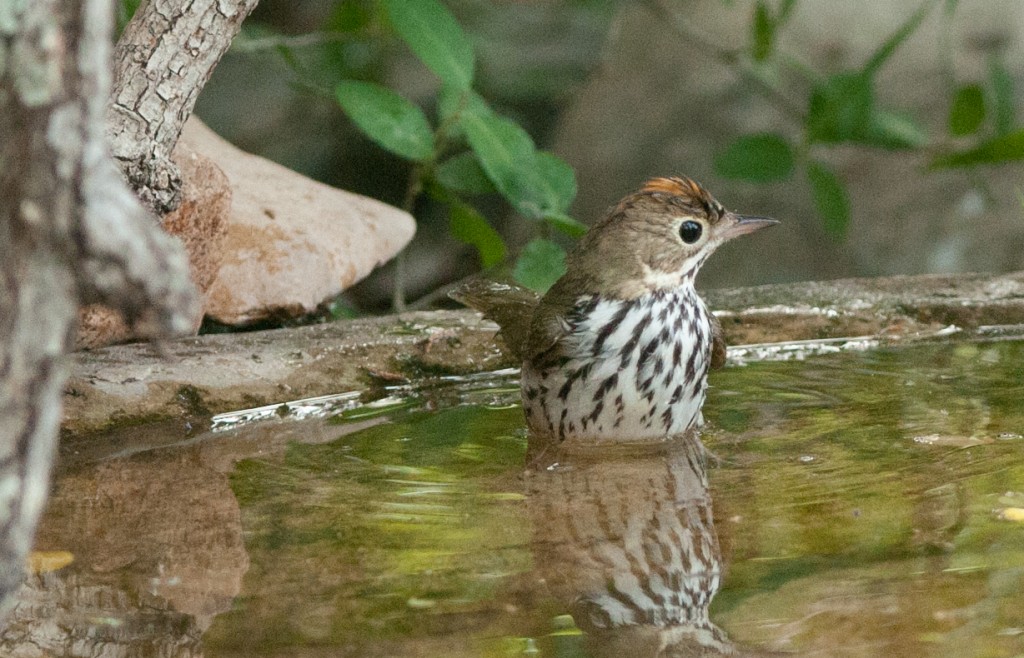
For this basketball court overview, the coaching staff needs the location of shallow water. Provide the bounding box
[8,339,1024,657]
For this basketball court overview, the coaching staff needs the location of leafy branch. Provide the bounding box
[656,0,1022,240]
[334,0,582,308]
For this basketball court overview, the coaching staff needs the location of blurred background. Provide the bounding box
[189,0,1024,313]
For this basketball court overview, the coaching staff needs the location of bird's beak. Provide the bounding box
[720,213,779,241]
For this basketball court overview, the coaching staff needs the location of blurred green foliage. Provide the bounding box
[712,0,1023,240]
[118,0,1024,304]
[330,0,582,299]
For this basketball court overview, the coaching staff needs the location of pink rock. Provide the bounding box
[187,119,416,325]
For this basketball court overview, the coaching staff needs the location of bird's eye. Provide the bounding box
[679,220,703,244]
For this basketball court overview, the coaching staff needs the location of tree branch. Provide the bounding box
[0,0,201,618]
[108,0,260,215]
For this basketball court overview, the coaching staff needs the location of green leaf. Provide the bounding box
[535,152,577,215]
[435,153,497,195]
[335,80,434,161]
[436,84,481,142]
[948,84,986,137]
[929,128,1024,169]
[989,56,1015,135]
[438,84,469,123]
[806,161,850,239]
[461,108,544,217]
[806,72,874,144]
[459,97,578,218]
[325,1,372,32]
[864,110,928,149]
[513,239,567,293]
[449,203,506,268]
[715,132,795,182]
[438,85,461,123]
[864,0,934,76]
[752,1,774,62]
[543,212,588,238]
[383,0,475,91]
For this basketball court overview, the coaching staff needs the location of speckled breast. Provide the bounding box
[521,288,712,442]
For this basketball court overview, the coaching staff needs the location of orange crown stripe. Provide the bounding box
[640,176,706,199]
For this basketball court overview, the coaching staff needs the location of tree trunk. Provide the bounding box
[0,0,198,619]
[108,0,260,215]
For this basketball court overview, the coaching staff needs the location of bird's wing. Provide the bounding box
[522,271,596,369]
[523,300,575,368]
[709,312,727,370]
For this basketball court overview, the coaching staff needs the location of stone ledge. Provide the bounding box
[705,271,1024,344]
[64,271,1024,438]
[64,311,512,439]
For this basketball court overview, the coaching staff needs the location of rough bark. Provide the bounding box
[0,0,198,620]
[108,0,260,215]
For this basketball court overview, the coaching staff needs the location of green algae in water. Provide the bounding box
[203,341,1024,658]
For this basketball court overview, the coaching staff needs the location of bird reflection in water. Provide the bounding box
[523,432,768,658]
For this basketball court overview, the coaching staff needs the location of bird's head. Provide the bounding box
[566,176,778,299]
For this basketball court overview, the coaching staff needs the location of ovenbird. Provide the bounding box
[453,176,777,442]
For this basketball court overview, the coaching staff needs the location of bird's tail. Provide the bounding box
[449,278,540,360]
